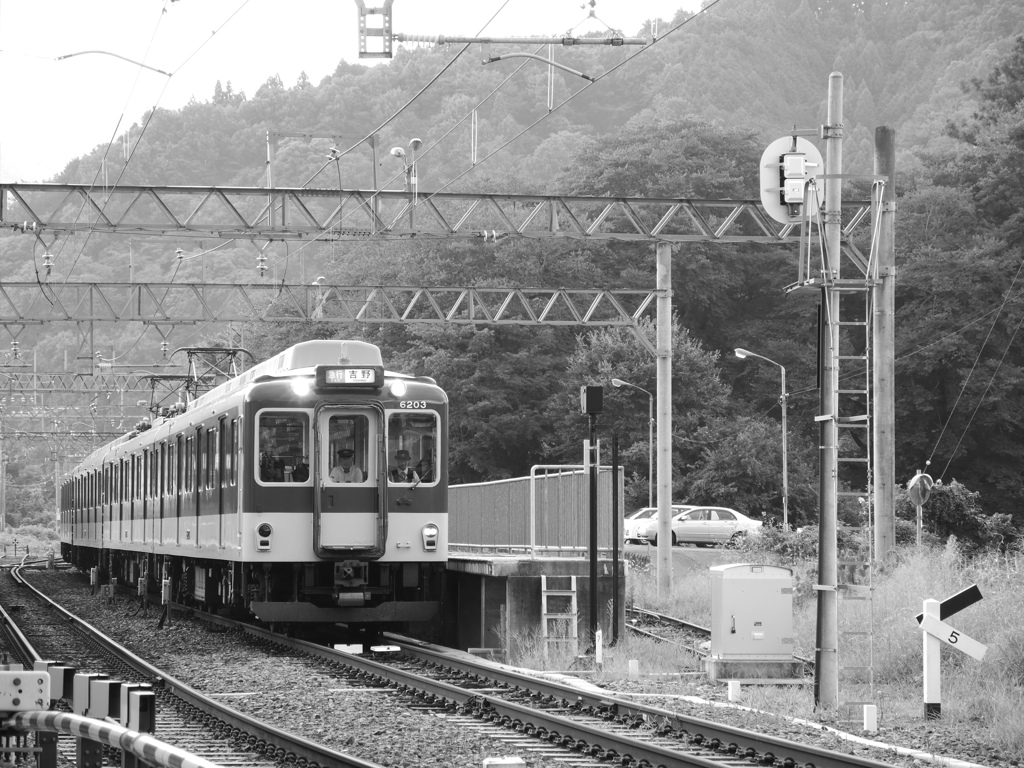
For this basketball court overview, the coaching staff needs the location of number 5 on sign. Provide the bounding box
[919,614,987,661]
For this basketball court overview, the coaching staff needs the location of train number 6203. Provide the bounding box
[400,400,428,409]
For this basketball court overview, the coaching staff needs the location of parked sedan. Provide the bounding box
[670,507,762,546]
[630,506,695,545]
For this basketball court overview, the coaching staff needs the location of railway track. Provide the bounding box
[165,608,895,768]
[627,606,815,673]
[0,563,383,768]
[16,568,901,768]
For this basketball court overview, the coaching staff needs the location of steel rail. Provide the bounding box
[180,608,896,768]
[9,567,385,768]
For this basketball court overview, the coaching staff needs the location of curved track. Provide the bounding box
[0,563,383,768]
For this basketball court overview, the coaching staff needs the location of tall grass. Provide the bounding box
[511,536,1024,750]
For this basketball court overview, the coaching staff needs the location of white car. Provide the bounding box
[624,507,659,543]
[669,506,762,546]
[629,505,695,545]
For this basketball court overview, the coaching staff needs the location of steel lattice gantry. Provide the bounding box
[0,183,870,253]
[0,181,873,368]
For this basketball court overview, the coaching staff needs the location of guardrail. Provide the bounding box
[3,709,222,768]
[449,465,624,555]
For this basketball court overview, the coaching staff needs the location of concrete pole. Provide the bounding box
[873,127,897,563]
[656,241,673,597]
[780,368,788,531]
[814,71,843,710]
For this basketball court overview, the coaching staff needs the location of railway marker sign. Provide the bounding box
[918,585,986,718]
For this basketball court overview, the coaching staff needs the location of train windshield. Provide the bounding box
[325,412,374,485]
[387,412,438,485]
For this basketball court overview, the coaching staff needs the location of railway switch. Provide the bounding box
[0,670,50,711]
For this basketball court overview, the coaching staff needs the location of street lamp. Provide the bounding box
[735,348,788,530]
[390,138,422,228]
[611,378,654,509]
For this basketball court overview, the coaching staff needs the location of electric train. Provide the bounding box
[59,339,448,635]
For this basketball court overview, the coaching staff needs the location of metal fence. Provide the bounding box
[449,465,624,556]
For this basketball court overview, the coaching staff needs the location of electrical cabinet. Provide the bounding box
[709,563,794,659]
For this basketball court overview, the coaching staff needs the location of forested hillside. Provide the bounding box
[2,0,1024,535]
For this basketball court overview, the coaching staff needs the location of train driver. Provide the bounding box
[389,449,420,484]
[329,448,364,483]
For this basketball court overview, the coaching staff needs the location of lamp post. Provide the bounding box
[390,138,422,228]
[611,378,654,509]
[735,348,788,530]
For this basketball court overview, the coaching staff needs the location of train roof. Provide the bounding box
[68,340,443,477]
[190,339,383,412]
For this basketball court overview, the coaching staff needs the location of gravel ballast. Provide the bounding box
[23,569,1013,768]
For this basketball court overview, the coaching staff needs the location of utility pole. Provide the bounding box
[815,72,843,710]
[656,241,673,597]
[873,127,897,563]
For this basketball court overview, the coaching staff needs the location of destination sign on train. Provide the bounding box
[319,366,383,387]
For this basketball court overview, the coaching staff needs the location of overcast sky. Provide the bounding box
[0,0,696,182]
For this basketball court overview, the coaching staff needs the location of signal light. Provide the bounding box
[759,136,824,225]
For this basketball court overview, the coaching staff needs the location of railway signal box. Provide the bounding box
[706,563,803,683]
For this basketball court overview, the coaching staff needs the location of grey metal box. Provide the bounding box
[709,563,794,659]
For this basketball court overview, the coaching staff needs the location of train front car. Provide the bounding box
[243,339,448,636]
[59,339,449,642]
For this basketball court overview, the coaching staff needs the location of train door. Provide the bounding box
[218,417,226,548]
[314,406,383,556]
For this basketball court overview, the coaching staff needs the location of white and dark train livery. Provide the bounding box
[59,340,448,633]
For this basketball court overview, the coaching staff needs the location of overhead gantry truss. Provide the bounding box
[0,183,871,257]
[0,182,874,388]
[0,282,657,329]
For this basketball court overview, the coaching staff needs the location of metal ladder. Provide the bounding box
[831,282,877,725]
[540,575,578,660]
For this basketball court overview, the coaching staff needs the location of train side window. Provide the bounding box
[257,411,310,484]
[207,428,217,489]
[185,436,194,493]
[228,418,238,486]
[387,412,439,485]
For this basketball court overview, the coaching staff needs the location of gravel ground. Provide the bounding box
[23,568,1014,768]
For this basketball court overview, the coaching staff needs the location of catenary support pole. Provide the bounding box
[588,417,598,647]
[656,241,673,597]
[873,127,897,562]
[815,71,843,710]
[611,434,620,645]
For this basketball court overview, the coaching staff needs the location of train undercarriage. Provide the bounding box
[63,544,445,641]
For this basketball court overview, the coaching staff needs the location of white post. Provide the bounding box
[923,598,941,718]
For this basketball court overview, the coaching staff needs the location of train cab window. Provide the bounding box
[258,411,310,484]
[387,412,438,485]
[325,413,372,485]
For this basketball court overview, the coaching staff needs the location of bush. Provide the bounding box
[895,480,1020,552]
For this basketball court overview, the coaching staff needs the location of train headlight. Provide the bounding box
[255,522,273,551]
[291,378,312,397]
[390,380,408,398]
[421,523,439,552]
